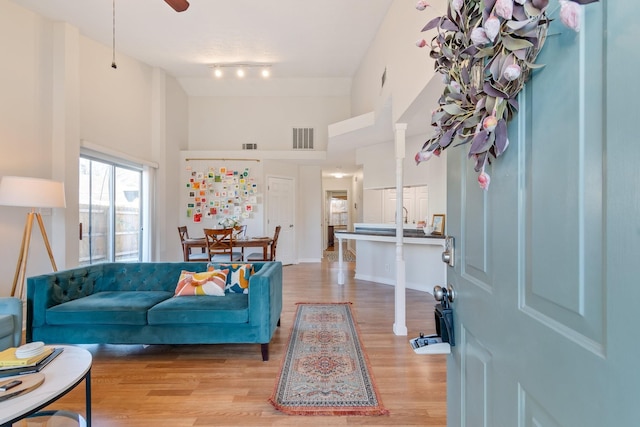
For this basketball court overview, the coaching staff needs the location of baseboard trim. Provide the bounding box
[354,273,432,294]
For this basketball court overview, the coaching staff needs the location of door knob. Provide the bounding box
[433,285,455,304]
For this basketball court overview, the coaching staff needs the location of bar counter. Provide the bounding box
[334,223,446,293]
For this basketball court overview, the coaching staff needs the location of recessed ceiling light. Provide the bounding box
[261,68,270,78]
[236,68,245,78]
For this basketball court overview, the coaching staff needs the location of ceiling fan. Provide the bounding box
[164,0,190,12]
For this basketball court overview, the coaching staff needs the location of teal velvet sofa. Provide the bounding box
[26,261,282,361]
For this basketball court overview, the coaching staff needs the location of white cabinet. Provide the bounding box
[415,186,429,224]
[381,186,428,224]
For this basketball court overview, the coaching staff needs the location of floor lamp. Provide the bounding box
[0,176,66,299]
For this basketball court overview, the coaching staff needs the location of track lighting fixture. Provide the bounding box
[208,63,272,79]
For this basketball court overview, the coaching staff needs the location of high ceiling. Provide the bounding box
[10,0,394,80]
[9,0,405,178]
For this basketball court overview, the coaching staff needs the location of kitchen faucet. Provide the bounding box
[403,206,408,224]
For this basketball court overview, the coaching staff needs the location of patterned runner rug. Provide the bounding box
[269,303,389,416]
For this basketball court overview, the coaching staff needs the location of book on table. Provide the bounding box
[0,348,64,378]
[0,346,54,367]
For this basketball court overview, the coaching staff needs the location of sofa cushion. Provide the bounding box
[211,263,254,294]
[46,291,173,326]
[0,314,14,340]
[147,293,249,325]
[174,269,228,296]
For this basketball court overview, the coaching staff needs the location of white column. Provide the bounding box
[393,123,408,336]
[52,23,81,270]
[337,235,344,285]
[150,68,166,262]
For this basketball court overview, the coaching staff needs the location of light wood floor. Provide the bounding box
[33,261,446,426]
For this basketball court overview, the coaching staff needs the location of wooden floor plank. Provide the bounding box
[27,261,446,426]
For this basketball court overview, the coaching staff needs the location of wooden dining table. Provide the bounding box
[183,236,273,261]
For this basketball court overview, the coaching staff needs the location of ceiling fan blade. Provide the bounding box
[164,0,190,12]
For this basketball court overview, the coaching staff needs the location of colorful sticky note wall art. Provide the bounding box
[184,166,259,223]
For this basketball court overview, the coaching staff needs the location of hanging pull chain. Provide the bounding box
[111,0,117,69]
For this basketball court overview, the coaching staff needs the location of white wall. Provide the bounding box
[79,39,154,158]
[188,96,350,151]
[0,3,59,296]
[356,134,447,223]
[350,0,446,122]
[157,71,190,262]
[0,1,190,295]
[363,189,383,223]
[298,165,322,262]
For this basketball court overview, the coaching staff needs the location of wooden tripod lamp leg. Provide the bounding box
[10,212,60,299]
[11,212,35,299]
[35,212,58,271]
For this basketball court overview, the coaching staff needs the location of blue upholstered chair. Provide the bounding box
[0,297,23,350]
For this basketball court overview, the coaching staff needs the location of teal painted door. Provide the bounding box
[446,2,640,425]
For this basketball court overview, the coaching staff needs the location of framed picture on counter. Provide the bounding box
[432,214,445,236]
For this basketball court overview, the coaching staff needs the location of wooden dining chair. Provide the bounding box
[178,226,208,262]
[247,225,281,261]
[233,225,247,239]
[233,225,247,258]
[204,228,243,262]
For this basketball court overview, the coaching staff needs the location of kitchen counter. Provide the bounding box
[340,228,441,239]
[335,222,444,241]
[334,223,446,292]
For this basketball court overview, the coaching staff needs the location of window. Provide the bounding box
[79,155,143,265]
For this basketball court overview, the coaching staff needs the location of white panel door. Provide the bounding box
[446,2,640,426]
[266,176,295,265]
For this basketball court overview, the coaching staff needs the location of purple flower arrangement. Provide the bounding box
[414,0,598,190]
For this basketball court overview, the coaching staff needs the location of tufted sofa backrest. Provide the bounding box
[31,262,270,307]
[97,262,267,293]
[97,262,204,292]
[48,266,103,304]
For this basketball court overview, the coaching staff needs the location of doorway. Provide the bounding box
[325,191,348,251]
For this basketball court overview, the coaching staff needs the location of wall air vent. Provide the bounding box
[242,143,258,150]
[292,127,314,150]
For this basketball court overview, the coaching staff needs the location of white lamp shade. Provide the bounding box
[0,176,66,208]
